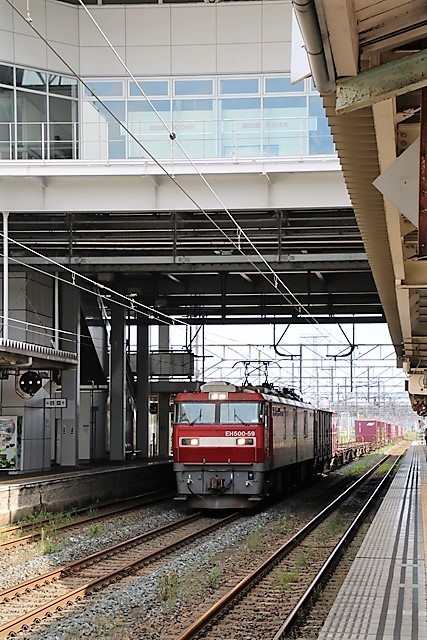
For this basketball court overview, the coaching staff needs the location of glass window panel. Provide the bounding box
[265,77,304,93]
[17,90,46,122]
[0,64,13,86]
[81,100,125,160]
[48,74,78,99]
[264,96,306,110]
[16,91,47,159]
[220,78,259,95]
[128,99,170,114]
[174,79,213,96]
[171,99,215,160]
[0,87,14,159]
[49,96,78,159]
[0,86,13,122]
[128,100,171,160]
[16,68,46,91]
[220,98,261,158]
[130,80,169,97]
[84,81,124,97]
[308,95,335,155]
[219,402,261,424]
[173,99,213,112]
[220,97,261,111]
[90,100,125,121]
[176,402,216,424]
[263,96,308,157]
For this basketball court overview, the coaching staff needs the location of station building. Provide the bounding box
[0,0,353,473]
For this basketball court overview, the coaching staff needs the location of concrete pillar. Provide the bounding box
[60,281,80,466]
[158,324,170,457]
[136,322,149,458]
[110,302,126,461]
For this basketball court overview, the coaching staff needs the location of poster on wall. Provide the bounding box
[0,416,22,471]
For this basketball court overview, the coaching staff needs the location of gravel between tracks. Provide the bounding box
[2,461,381,640]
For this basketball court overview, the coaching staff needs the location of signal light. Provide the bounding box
[19,371,43,396]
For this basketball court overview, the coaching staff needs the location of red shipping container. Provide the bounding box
[355,419,384,443]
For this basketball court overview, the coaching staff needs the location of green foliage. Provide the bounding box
[51,511,74,526]
[208,564,220,589]
[377,461,393,474]
[88,523,103,537]
[18,507,51,526]
[246,529,261,552]
[276,569,300,591]
[39,528,60,555]
[295,546,316,569]
[157,570,179,606]
[92,615,125,638]
[315,514,343,543]
[279,511,291,535]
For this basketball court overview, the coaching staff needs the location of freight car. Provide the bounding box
[172,381,333,509]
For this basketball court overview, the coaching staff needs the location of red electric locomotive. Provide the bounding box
[172,381,333,509]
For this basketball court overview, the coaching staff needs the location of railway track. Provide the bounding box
[173,453,403,640]
[0,490,174,551]
[0,511,239,638]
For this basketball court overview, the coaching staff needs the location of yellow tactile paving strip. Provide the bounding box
[318,442,427,640]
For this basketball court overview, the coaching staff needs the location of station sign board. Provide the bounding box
[44,398,67,408]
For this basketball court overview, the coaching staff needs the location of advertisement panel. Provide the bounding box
[0,416,22,471]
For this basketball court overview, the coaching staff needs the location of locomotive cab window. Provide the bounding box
[175,402,216,424]
[220,402,262,425]
[175,401,262,425]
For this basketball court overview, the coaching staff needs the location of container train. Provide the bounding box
[172,381,404,509]
[172,381,334,509]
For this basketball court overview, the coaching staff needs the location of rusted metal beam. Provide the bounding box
[336,50,427,114]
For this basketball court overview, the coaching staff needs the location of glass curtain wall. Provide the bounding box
[0,63,78,160]
[0,65,335,162]
[82,74,335,162]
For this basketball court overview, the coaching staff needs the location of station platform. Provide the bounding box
[318,441,427,640]
[0,458,174,525]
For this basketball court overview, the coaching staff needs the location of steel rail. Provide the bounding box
[0,512,239,638]
[272,453,403,639]
[175,451,400,640]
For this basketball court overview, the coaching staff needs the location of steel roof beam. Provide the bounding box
[336,49,427,114]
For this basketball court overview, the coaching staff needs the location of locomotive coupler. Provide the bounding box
[208,474,233,494]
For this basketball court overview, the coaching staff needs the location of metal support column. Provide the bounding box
[60,281,80,466]
[2,211,9,340]
[136,322,149,458]
[110,302,125,461]
[158,324,170,457]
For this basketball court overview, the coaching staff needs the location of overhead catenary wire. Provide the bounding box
[0,237,183,327]
[3,0,350,350]
[0,7,412,412]
[76,0,339,340]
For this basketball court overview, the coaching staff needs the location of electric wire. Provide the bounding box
[3,0,406,406]
[0,236,184,327]
[76,0,339,340]
[4,0,347,348]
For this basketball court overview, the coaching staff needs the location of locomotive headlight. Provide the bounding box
[181,437,199,446]
[209,392,228,400]
[236,437,254,445]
